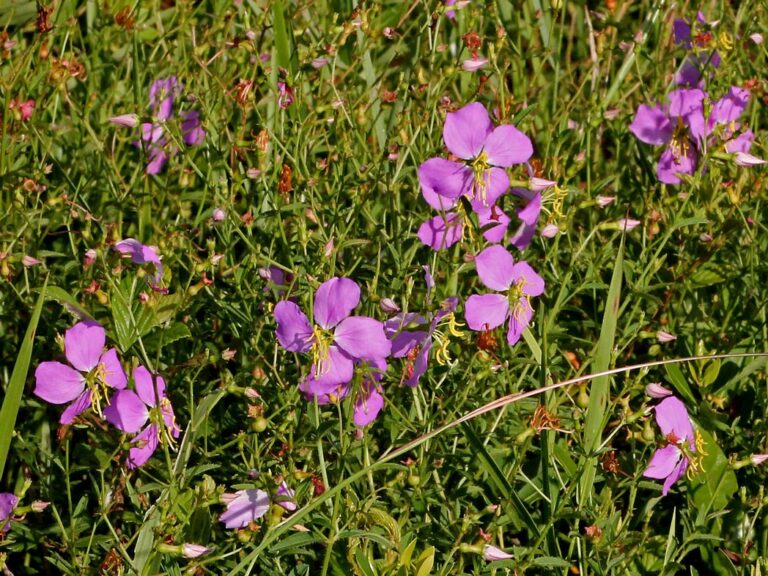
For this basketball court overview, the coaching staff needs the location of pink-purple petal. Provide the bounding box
[418,158,472,201]
[471,166,510,206]
[477,204,511,244]
[475,245,516,291]
[643,444,682,480]
[443,102,492,160]
[507,298,533,345]
[512,261,545,297]
[60,390,93,425]
[711,87,750,126]
[353,384,384,427]
[657,145,696,185]
[219,489,271,529]
[662,457,689,495]
[465,294,509,331]
[334,316,392,360]
[274,300,314,352]
[134,365,164,407]
[483,124,534,167]
[104,390,149,433]
[311,345,355,387]
[64,321,106,372]
[127,424,160,469]
[725,130,754,154]
[417,213,463,251]
[654,396,694,443]
[34,361,85,404]
[313,277,360,329]
[99,348,127,390]
[629,104,672,146]
[0,493,17,532]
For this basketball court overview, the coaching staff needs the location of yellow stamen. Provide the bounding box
[310,326,334,377]
[470,152,492,205]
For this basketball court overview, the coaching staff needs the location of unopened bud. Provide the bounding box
[182,543,211,559]
[380,298,400,313]
[30,500,49,513]
[645,383,673,399]
[109,113,139,128]
[483,544,514,561]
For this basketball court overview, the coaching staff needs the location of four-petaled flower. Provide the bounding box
[274,277,391,389]
[34,321,127,424]
[643,396,697,496]
[465,245,545,346]
[104,366,181,469]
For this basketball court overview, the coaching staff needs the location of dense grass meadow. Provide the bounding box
[2,0,768,573]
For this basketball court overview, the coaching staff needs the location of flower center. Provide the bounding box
[670,117,691,162]
[310,326,334,377]
[507,279,531,321]
[470,151,492,205]
[84,362,112,418]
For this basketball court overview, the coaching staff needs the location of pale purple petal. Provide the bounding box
[404,340,431,387]
[134,365,165,407]
[654,396,694,443]
[443,102,492,160]
[149,77,179,121]
[483,124,534,167]
[668,89,706,119]
[219,489,270,529]
[310,345,355,387]
[629,104,672,146]
[475,245,515,291]
[389,330,428,358]
[512,261,545,297]
[299,373,351,403]
[99,348,127,390]
[657,145,696,185]
[65,321,105,372]
[418,158,472,202]
[34,361,85,404]
[673,19,691,46]
[675,58,702,87]
[484,544,514,561]
[314,277,360,329]
[60,390,93,424]
[417,213,463,251]
[353,383,384,427]
[475,203,510,244]
[710,87,750,126]
[510,191,542,250]
[0,493,17,532]
[465,294,509,331]
[276,482,297,512]
[181,110,205,146]
[662,457,689,495]
[146,147,170,175]
[725,130,754,154]
[334,316,392,360]
[507,298,533,345]
[104,390,148,433]
[471,166,509,206]
[274,300,313,352]
[643,444,682,480]
[127,424,160,469]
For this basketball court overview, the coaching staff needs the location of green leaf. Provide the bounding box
[45,286,94,321]
[532,556,571,568]
[415,546,435,576]
[663,363,697,405]
[0,280,46,481]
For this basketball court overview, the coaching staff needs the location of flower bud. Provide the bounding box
[540,223,559,238]
[751,454,768,466]
[212,208,226,221]
[30,500,49,513]
[182,543,211,559]
[109,113,139,128]
[645,383,673,399]
[462,58,488,72]
[484,544,514,561]
[379,298,400,313]
[22,255,41,267]
[734,152,766,167]
[529,177,556,192]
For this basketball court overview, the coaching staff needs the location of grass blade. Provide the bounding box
[0,279,47,481]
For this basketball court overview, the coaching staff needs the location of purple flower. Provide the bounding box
[114,238,164,283]
[417,196,511,251]
[419,102,533,206]
[385,297,459,387]
[149,77,180,121]
[673,14,720,87]
[274,278,392,389]
[509,188,542,251]
[219,489,270,529]
[104,366,181,469]
[34,321,127,424]
[0,493,18,533]
[275,481,297,512]
[465,245,544,346]
[181,110,205,146]
[643,396,697,496]
[277,81,294,109]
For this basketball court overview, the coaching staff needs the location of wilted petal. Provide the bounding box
[127,424,160,469]
[465,294,509,331]
[643,444,682,480]
[418,158,472,202]
[475,245,515,291]
[274,301,313,352]
[334,316,392,360]
[314,277,360,329]
[60,390,93,424]
[655,396,694,443]
[219,489,270,529]
[34,361,85,404]
[511,261,545,297]
[99,348,127,390]
[483,124,534,167]
[507,298,533,345]
[104,390,149,433]
[65,321,105,372]
[443,102,492,160]
[629,104,672,146]
[417,213,463,251]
